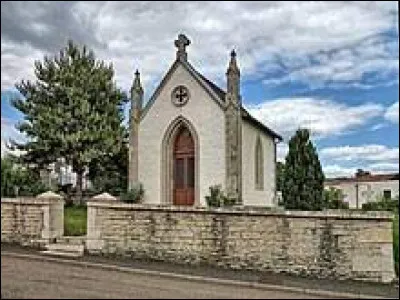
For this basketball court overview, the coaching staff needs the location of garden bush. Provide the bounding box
[120,182,144,203]
[205,185,235,207]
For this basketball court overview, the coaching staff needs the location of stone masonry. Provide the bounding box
[128,70,143,190]
[1,193,64,247]
[225,50,242,203]
[86,201,396,283]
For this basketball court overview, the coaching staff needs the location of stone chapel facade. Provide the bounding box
[128,34,282,207]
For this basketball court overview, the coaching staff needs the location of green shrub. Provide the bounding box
[120,182,144,203]
[205,185,235,207]
[361,195,398,212]
[1,155,49,197]
[323,187,349,209]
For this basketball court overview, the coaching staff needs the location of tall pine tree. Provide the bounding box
[282,128,325,210]
[12,40,127,201]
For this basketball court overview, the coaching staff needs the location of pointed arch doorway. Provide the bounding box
[173,127,195,205]
[161,116,199,206]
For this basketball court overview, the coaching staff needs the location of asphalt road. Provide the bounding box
[1,256,328,299]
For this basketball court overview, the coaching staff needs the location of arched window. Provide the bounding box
[255,136,264,190]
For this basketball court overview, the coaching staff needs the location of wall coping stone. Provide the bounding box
[37,191,63,200]
[86,201,394,221]
[1,197,62,205]
[91,192,117,201]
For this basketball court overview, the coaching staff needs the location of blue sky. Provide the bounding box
[1,1,399,177]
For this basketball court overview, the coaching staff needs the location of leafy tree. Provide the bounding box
[276,161,285,192]
[323,187,349,209]
[11,40,128,202]
[1,154,48,197]
[282,128,325,210]
[88,141,128,196]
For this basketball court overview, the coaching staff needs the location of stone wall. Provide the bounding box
[86,201,396,283]
[1,196,64,246]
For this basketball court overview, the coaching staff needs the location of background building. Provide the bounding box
[325,170,399,209]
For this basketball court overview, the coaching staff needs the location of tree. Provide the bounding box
[12,40,127,202]
[1,154,48,197]
[276,161,285,192]
[282,128,325,210]
[323,187,349,209]
[88,140,128,196]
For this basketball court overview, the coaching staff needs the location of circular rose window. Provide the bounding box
[171,85,190,107]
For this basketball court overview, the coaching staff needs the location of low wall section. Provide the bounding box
[1,195,64,246]
[86,201,396,283]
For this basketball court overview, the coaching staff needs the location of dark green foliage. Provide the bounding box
[361,195,399,212]
[120,182,144,203]
[282,129,325,210]
[205,185,235,207]
[1,154,48,197]
[64,205,87,236]
[276,161,285,192]
[88,142,128,196]
[323,187,349,209]
[11,40,128,201]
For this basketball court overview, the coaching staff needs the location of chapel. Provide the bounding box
[128,34,282,207]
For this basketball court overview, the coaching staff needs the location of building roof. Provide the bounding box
[140,55,283,142]
[195,70,283,141]
[325,173,399,185]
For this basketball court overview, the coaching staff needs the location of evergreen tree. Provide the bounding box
[11,40,127,202]
[276,161,285,192]
[282,128,325,210]
[88,140,128,196]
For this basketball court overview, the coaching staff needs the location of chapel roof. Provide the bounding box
[194,70,283,141]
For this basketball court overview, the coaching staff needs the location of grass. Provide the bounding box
[64,205,87,236]
[393,213,399,276]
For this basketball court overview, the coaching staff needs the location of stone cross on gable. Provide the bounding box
[175,34,190,61]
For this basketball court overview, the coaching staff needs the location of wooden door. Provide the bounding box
[173,127,195,206]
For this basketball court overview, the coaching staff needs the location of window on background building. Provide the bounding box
[383,190,391,199]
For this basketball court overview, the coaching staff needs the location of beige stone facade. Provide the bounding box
[325,173,399,209]
[129,34,282,207]
[86,201,396,283]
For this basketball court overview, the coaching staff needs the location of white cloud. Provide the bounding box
[384,101,399,123]
[1,1,398,91]
[1,117,26,157]
[246,97,384,140]
[277,142,399,177]
[323,165,358,178]
[320,144,399,162]
[324,162,399,178]
[276,143,289,162]
[321,144,399,177]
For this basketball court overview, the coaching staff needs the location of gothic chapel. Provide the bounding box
[128,34,282,207]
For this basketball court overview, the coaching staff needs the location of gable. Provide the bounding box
[140,57,283,142]
[140,60,225,120]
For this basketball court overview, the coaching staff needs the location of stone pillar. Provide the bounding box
[225,50,242,204]
[86,193,116,253]
[128,70,143,190]
[36,191,64,240]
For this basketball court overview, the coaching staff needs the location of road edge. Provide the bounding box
[1,251,392,299]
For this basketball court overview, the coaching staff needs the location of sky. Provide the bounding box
[1,1,399,178]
